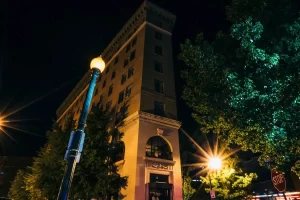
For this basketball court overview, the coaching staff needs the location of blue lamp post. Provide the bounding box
[57,56,106,200]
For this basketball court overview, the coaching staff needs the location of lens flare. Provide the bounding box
[180,127,239,177]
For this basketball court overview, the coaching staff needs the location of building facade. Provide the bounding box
[56,1,183,200]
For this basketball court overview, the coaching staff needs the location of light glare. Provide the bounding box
[208,157,222,170]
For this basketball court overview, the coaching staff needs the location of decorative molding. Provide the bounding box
[139,111,181,129]
[157,128,164,136]
[141,87,176,104]
[144,156,176,171]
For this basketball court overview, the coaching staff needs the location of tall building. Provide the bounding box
[56,1,182,199]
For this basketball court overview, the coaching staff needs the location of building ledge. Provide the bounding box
[139,111,181,129]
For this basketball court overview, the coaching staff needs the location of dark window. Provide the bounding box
[111,70,116,80]
[130,50,136,61]
[125,84,132,98]
[128,67,134,78]
[156,21,163,28]
[146,136,172,160]
[154,101,165,116]
[97,73,102,82]
[94,88,98,96]
[126,44,131,53]
[115,142,125,161]
[154,79,164,94]
[132,37,137,46]
[77,108,80,114]
[102,79,106,88]
[114,56,119,65]
[99,94,104,104]
[154,61,163,73]
[118,90,124,104]
[155,32,162,40]
[150,173,169,183]
[106,65,110,74]
[105,101,112,110]
[123,57,129,67]
[108,85,113,96]
[121,73,127,84]
[155,45,163,56]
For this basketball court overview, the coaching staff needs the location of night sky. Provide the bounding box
[1,0,230,156]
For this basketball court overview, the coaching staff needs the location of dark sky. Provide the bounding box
[1,0,230,156]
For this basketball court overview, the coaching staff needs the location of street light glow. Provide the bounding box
[90,56,106,72]
[208,157,222,170]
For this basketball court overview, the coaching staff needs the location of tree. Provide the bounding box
[9,107,128,199]
[201,157,257,200]
[9,169,30,200]
[179,0,300,175]
[182,171,196,200]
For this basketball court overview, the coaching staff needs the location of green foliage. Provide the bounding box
[201,157,257,200]
[9,107,128,199]
[182,172,196,200]
[9,169,30,200]
[180,0,300,174]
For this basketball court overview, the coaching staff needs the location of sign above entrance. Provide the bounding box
[271,168,286,192]
[210,190,216,198]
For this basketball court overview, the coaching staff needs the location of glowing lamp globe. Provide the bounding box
[90,56,105,72]
[208,157,222,170]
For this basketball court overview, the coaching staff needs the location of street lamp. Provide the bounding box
[57,56,105,200]
[208,157,222,199]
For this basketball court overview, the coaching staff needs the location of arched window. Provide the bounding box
[146,136,172,160]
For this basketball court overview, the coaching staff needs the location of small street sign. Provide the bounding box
[210,190,216,198]
[271,168,286,192]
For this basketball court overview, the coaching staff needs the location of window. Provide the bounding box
[105,101,112,110]
[108,85,113,96]
[111,70,116,80]
[97,73,102,82]
[155,45,163,56]
[154,79,164,94]
[155,32,162,40]
[99,94,104,104]
[130,50,136,61]
[154,101,165,116]
[146,136,172,160]
[123,57,129,67]
[102,79,106,88]
[115,142,125,161]
[154,61,163,73]
[128,67,134,78]
[77,108,80,114]
[94,88,98,96]
[106,65,110,74]
[132,37,137,46]
[114,56,119,65]
[126,44,131,53]
[121,73,127,84]
[118,90,124,104]
[125,84,132,98]
[150,174,169,183]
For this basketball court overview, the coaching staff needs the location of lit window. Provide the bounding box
[125,84,132,98]
[154,101,165,116]
[128,67,134,78]
[114,56,119,65]
[155,45,163,56]
[154,61,163,73]
[111,70,116,80]
[155,32,162,40]
[102,79,106,88]
[108,85,113,96]
[118,90,124,104]
[130,50,136,61]
[124,57,129,67]
[154,79,164,94]
[121,73,127,84]
[146,136,172,160]
[126,44,131,53]
[132,37,137,46]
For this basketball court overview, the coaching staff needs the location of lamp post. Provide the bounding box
[57,56,105,200]
[208,157,222,200]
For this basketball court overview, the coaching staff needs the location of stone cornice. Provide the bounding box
[139,111,181,129]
